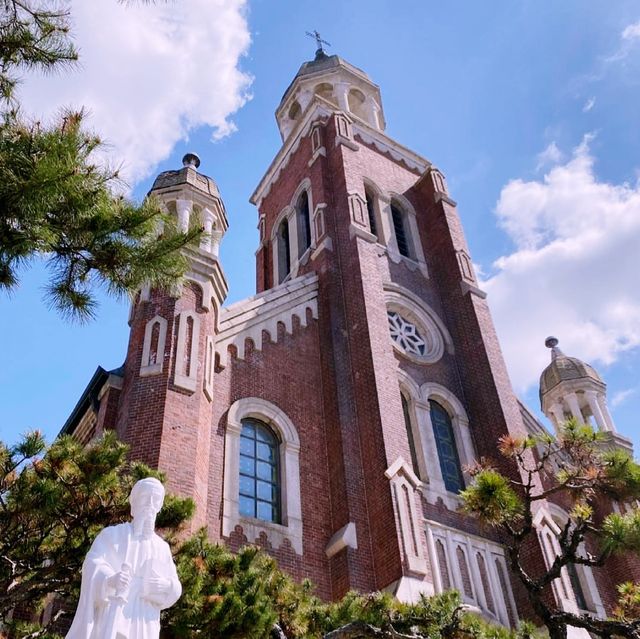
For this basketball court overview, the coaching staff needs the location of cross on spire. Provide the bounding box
[306,30,331,56]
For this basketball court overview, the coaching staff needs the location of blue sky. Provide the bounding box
[1,0,639,453]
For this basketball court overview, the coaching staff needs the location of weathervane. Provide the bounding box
[306,30,331,56]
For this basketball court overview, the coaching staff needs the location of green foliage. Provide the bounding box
[0,430,193,634]
[460,420,640,639]
[0,1,202,321]
[460,468,522,526]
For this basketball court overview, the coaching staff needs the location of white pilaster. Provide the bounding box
[597,394,615,432]
[334,81,350,112]
[200,208,215,253]
[548,403,565,433]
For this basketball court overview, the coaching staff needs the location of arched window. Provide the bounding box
[239,419,281,524]
[401,393,420,478]
[296,191,311,257]
[391,202,411,258]
[277,219,291,284]
[430,400,465,493]
[365,190,378,239]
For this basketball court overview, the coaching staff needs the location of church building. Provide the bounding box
[61,47,638,630]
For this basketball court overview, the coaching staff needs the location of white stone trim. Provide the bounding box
[215,273,318,367]
[223,397,303,555]
[386,457,428,575]
[384,283,452,364]
[426,520,517,628]
[174,310,200,391]
[325,522,358,558]
[534,504,606,619]
[140,315,167,376]
[203,335,214,401]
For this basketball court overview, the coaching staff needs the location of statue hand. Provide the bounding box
[106,570,131,594]
[143,576,171,598]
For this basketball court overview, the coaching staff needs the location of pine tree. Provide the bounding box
[0,431,194,635]
[461,420,640,639]
[0,1,201,320]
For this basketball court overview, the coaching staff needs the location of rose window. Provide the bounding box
[387,311,427,357]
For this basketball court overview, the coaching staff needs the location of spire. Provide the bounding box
[544,336,564,361]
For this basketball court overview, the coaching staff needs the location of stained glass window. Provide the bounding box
[430,400,464,493]
[567,562,589,611]
[366,191,378,238]
[239,419,281,523]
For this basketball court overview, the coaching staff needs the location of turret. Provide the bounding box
[539,337,633,454]
[275,50,386,142]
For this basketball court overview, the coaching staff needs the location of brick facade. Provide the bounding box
[61,51,639,629]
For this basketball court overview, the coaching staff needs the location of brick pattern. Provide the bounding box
[74,101,640,624]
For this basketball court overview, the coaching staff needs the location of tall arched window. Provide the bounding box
[391,202,411,258]
[239,419,281,523]
[429,400,465,493]
[277,219,291,284]
[365,190,378,239]
[401,393,420,478]
[296,191,311,257]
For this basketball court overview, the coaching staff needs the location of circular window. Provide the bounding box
[386,304,444,364]
[388,311,427,357]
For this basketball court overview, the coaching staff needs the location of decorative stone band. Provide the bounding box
[216,273,319,367]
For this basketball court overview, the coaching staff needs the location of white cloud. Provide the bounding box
[622,21,640,41]
[16,0,252,184]
[483,135,640,393]
[536,142,563,172]
[612,388,636,408]
[582,96,596,112]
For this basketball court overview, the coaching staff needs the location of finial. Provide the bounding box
[545,336,564,361]
[182,152,201,169]
[306,30,331,59]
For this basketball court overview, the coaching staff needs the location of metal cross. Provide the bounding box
[306,30,331,54]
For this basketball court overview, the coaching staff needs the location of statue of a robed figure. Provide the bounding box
[66,478,181,639]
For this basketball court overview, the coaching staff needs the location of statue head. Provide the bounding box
[129,478,165,533]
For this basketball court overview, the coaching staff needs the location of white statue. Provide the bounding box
[66,478,182,639]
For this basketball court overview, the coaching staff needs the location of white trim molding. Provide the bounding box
[140,315,168,376]
[174,310,200,392]
[223,397,303,555]
[426,520,518,629]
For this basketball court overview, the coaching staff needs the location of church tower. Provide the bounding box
[116,153,228,529]
[249,48,533,607]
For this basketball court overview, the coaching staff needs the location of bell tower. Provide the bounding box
[250,48,532,602]
[117,153,228,528]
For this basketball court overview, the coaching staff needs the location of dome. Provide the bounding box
[149,153,219,198]
[539,337,604,400]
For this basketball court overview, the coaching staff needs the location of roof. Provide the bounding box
[539,350,603,399]
[149,154,220,198]
[59,365,124,436]
[279,51,373,109]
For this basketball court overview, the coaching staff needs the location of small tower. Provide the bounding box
[117,154,229,528]
[275,50,386,141]
[539,337,633,454]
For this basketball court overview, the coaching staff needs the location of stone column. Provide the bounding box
[564,392,584,424]
[365,96,381,129]
[176,199,192,233]
[334,81,350,112]
[416,400,447,495]
[597,394,616,432]
[548,403,565,433]
[200,208,215,253]
[425,524,442,593]
[585,390,609,432]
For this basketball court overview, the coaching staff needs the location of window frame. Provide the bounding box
[223,398,303,555]
[239,419,282,524]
